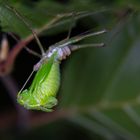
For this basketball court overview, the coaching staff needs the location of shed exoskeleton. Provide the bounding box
[4,4,107,112]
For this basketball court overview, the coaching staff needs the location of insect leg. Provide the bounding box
[66,12,76,40]
[8,32,41,58]
[57,43,104,60]
[38,14,70,33]
[67,29,107,45]
[6,5,45,55]
[24,47,42,58]
[52,29,107,49]
[70,43,105,51]
[39,106,53,112]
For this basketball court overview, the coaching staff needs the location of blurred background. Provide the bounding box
[0,0,140,140]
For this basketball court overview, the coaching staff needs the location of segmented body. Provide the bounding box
[17,47,71,112]
[17,52,60,112]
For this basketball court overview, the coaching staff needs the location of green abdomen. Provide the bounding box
[17,53,60,111]
[34,61,60,104]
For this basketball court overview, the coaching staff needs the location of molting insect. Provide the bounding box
[17,31,106,112]
[3,4,107,112]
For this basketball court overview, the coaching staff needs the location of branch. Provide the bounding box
[0,14,64,75]
[0,11,104,75]
[0,109,72,130]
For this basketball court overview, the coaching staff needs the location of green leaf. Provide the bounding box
[1,0,140,140]
[0,0,109,38]
[58,12,140,140]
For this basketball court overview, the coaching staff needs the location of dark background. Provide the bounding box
[1,0,140,140]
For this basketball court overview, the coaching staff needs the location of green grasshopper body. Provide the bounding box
[1,3,106,112]
[17,52,60,112]
[17,30,106,112]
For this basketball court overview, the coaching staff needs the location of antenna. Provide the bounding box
[18,70,34,94]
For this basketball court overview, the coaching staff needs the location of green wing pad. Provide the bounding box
[17,53,60,112]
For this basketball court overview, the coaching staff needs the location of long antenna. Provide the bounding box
[18,70,34,94]
[6,5,45,55]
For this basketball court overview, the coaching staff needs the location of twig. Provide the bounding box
[0,13,65,75]
[0,109,73,130]
[0,37,31,75]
